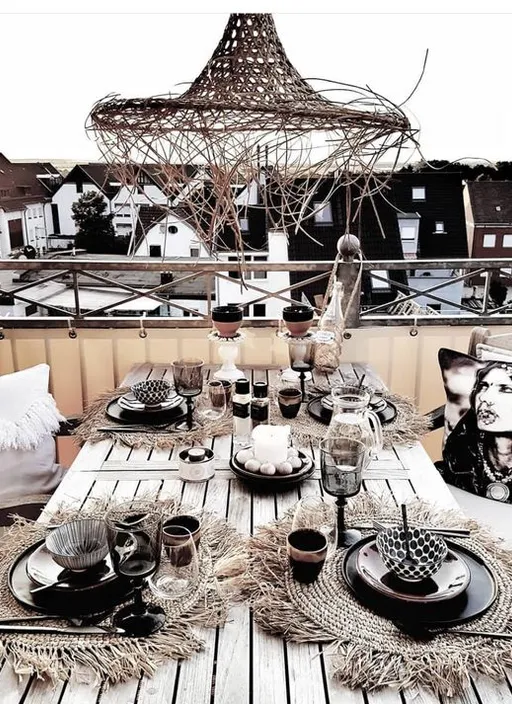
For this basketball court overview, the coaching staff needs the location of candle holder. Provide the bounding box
[209,329,245,382]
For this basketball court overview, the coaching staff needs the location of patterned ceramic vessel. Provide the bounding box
[45,519,109,571]
[131,379,172,406]
[376,526,448,582]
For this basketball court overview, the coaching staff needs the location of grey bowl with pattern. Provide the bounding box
[131,379,172,406]
[376,526,448,582]
[45,519,109,571]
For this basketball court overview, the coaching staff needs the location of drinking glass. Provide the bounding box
[149,526,199,601]
[196,380,227,422]
[277,387,302,419]
[291,496,336,553]
[319,437,369,548]
[172,358,204,431]
[105,500,165,637]
[287,529,328,584]
[287,337,315,401]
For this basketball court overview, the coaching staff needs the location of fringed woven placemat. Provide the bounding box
[243,494,512,696]
[73,387,233,449]
[0,497,246,685]
[268,387,430,449]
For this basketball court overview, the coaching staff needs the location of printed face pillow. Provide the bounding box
[438,348,512,502]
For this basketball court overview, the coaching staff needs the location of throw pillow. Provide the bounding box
[0,437,66,503]
[438,348,512,502]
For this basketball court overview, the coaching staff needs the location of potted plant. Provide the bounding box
[212,305,243,337]
[282,305,314,337]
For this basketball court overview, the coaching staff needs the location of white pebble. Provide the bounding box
[237,449,254,465]
[244,459,261,473]
[287,448,299,458]
[290,457,302,469]
[260,462,277,476]
[276,461,293,475]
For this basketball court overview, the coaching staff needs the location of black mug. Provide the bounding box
[287,529,328,584]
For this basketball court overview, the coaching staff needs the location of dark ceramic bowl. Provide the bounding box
[282,305,314,337]
[212,305,243,337]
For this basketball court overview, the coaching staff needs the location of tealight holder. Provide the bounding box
[209,329,246,382]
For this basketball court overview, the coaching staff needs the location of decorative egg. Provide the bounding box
[290,456,302,469]
[287,448,299,458]
[244,459,261,473]
[276,461,293,475]
[237,449,254,465]
[260,462,277,476]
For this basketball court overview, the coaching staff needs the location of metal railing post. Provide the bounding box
[337,234,361,328]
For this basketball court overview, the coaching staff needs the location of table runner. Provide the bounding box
[0,497,246,684]
[243,494,512,696]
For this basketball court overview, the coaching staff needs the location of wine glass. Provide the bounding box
[172,358,204,431]
[319,437,369,548]
[196,380,227,422]
[149,525,199,601]
[287,337,315,401]
[292,496,336,554]
[105,500,165,637]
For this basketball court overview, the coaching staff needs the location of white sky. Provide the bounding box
[1,1,512,163]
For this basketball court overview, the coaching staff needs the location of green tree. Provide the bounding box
[72,191,116,253]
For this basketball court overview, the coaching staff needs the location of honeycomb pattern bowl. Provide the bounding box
[376,526,448,582]
[45,519,109,572]
[131,379,172,406]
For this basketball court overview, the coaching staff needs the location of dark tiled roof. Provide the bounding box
[467,181,512,224]
[0,153,60,210]
[63,163,119,198]
[133,205,168,248]
[215,206,268,252]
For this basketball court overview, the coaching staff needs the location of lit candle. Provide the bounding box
[252,424,290,465]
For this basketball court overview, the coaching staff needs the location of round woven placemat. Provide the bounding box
[0,497,246,684]
[244,494,512,696]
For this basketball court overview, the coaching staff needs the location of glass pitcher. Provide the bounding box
[326,384,383,456]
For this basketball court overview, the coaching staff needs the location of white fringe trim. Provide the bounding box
[0,395,65,451]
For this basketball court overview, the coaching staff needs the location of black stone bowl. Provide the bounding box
[282,305,314,322]
[212,305,243,323]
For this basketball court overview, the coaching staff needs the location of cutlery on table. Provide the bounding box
[30,575,72,593]
[0,624,125,635]
[96,425,170,433]
[400,504,416,568]
[0,613,112,627]
[371,520,470,538]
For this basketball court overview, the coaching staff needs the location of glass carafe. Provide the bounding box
[326,384,383,456]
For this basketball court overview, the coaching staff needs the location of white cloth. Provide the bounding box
[449,485,512,547]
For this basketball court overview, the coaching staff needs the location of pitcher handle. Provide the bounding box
[367,410,383,455]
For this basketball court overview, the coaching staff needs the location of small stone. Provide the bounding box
[244,459,261,473]
[290,457,302,469]
[276,461,293,475]
[260,462,276,476]
[287,448,299,458]
[237,449,254,465]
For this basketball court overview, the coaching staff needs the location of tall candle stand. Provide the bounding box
[208,330,246,382]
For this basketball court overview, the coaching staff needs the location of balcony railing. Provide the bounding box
[0,256,512,328]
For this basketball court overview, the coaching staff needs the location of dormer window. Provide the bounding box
[313,201,333,225]
[483,234,496,248]
[435,221,445,233]
[239,217,249,232]
[412,187,425,201]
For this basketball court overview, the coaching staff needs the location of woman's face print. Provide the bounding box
[475,367,512,433]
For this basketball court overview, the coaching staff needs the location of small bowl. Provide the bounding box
[131,379,172,406]
[376,526,448,582]
[46,519,108,572]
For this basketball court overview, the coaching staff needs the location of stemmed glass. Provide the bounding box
[292,496,336,554]
[287,337,315,401]
[149,525,199,601]
[196,379,227,422]
[105,500,165,637]
[319,437,369,548]
[172,358,204,431]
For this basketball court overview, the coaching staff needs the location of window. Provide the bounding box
[243,305,250,317]
[399,224,417,240]
[168,225,178,235]
[190,246,200,258]
[76,182,83,194]
[412,187,425,201]
[503,235,512,248]
[253,304,266,317]
[149,245,162,257]
[371,270,390,289]
[483,234,496,248]
[0,188,10,198]
[435,221,445,233]
[313,201,333,225]
[253,255,267,280]
[228,255,240,279]
[51,204,60,234]
[239,217,249,232]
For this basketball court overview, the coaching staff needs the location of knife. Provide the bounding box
[96,426,170,433]
[0,624,125,635]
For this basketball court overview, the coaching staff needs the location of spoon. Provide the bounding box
[30,574,73,593]
[401,504,416,568]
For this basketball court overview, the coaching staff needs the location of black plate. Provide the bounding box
[9,540,133,617]
[106,397,187,425]
[229,448,315,489]
[342,535,497,627]
[307,395,397,426]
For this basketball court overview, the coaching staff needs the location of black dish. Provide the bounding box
[307,395,397,426]
[342,535,497,628]
[229,448,315,489]
[9,540,133,617]
[106,397,187,425]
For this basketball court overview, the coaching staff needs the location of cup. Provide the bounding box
[287,528,328,584]
[277,387,302,418]
[163,515,201,549]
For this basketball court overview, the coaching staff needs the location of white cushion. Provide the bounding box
[476,342,512,363]
[449,485,512,547]
[0,364,65,451]
[0,436,66,503]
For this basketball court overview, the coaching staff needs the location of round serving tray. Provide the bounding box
[106,397,187,425]
[355,538,471,604]
[229,447,315,488]
[342,535,497,627]
[9,540,133,617]
[307,395,397,426]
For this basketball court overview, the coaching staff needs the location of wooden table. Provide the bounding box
[4,363,512,704]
